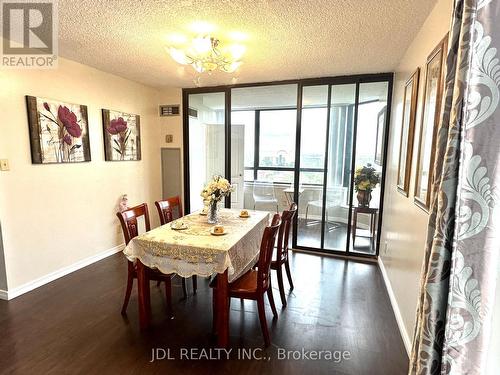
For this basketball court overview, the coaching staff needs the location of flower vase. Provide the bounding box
[207,201,219,224]
[357,190,372,207]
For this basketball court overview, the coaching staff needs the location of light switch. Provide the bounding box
[165,134,173,143]
[0,159,9,171]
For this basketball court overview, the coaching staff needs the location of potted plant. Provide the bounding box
[201,175,234,223]
[354,164,380,207]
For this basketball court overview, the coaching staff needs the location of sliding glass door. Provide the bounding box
[183,75,392,257]
[230,84,298,213]
[186,91,226,213]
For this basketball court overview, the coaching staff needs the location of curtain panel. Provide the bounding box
[410,0,500,374]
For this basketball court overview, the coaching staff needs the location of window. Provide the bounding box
[257,170,294,184]
[259,110,296,168]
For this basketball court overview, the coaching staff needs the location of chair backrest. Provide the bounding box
[257,213,281,291]
[253,181,276,200]
[155,196,183,225]
[276,202,298,262]
[116,203,151,245]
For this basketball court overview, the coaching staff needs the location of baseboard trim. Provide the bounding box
[378,257,412,356]
[0,244,124,301]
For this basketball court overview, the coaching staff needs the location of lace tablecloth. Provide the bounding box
[123,209,270,282]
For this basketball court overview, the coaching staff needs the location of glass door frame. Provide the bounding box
[182,73,393,259]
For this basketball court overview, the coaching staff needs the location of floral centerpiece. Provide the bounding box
[354,164,380,207]
[201,175,234,223]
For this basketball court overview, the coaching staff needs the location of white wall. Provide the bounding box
[0,58,162,292]
[379,0,453,352]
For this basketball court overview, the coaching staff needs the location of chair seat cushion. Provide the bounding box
[210,270,262,296]
[229,270,258,294]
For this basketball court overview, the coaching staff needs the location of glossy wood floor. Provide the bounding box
[0,252,408,375]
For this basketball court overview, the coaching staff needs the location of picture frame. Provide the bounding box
[396,68,420,196]
[414,35,448,211]
[374,106,386,166]
[102,109,141,161]
[25,95,91,164]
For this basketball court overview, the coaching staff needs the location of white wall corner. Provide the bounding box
[378,257,412,356]
[0,244,124,301]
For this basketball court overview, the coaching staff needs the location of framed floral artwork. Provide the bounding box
[102,109,141,161]
[26,96,91,164]
[397,68,419,196]
[414,35,448,211]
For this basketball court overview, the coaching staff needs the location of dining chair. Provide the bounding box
[210,213,281,347]
[155,196,197,298]
[271,202,297,307]
[117,203,173,316]
[252,181,279,212]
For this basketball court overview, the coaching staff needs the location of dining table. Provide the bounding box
[123,208,270,347]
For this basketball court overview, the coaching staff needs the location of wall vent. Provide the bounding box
[159,105,180,117]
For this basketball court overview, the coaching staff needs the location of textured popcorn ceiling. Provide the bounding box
[58,0,437,88]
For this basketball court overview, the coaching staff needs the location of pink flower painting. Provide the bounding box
[26,96,90,164]
[102,109,141,161]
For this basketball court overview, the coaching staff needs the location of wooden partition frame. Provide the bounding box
[396,68,420,196]
[414,35,448,211]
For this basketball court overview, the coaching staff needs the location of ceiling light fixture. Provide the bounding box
[168,35,245,74]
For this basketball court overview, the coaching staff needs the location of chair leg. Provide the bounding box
[284,259,294,290]
[305,204,309,221]
[165,278,173,318]
[257,295,271,347]
[267,284,278,319]
[276,267,287,307]
[182,277,187,299]
[192,276,197,295]
[121,273,134,315]
[276,204,279,213]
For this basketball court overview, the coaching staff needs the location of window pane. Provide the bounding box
[301,85,328,168]
[257,170,294,184]
[259,110,296,168]
[350,82,389,255]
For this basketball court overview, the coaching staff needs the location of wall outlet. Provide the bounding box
[0,159,9,171]
[165,134,173,143]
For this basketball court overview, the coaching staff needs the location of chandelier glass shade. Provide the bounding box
[168,35,245,74]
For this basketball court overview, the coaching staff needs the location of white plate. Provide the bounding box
[171,223,188,230]
[210,228,227,236]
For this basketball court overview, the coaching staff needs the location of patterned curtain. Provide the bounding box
[410,0,500,374]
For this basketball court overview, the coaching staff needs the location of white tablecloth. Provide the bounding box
[123,209,269,282]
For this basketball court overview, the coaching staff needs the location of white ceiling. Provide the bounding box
[58,0,437,89]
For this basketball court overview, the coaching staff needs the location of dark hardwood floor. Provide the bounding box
[0,252,408,375]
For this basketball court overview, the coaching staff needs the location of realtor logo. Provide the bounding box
[1,0,58,68]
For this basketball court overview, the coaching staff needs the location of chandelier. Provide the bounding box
[168,35,245,74]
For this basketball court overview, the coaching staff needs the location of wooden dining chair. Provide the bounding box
[271,202,297,307]
[117,203,173,316]
[155,196,197,298]
[210,213,281,347]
